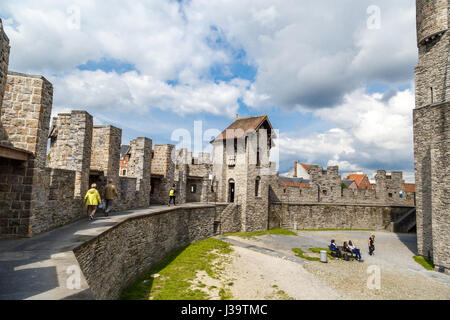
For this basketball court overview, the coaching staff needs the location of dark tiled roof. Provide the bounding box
[212,115,272,142]
[120,145,130,158]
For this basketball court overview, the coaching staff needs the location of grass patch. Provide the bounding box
[219,288,233,300]
[276,290,295,300]
[224,228,297,239]
[292,248,320,261]
[299,228,375,232]
[413,256,435,271]
[120,238,232,300]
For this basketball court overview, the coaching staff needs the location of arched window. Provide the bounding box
[255,176,261,197]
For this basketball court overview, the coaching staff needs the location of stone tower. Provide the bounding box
[414,0,450,273]
[212,115,276,232]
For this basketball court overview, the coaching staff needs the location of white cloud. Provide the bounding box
[50,70,248,117]
[277,88,416,181]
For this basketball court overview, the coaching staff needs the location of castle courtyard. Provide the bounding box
[2,204,449,300]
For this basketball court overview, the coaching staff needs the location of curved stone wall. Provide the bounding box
[416,0,449,45]
[73,204,226,300]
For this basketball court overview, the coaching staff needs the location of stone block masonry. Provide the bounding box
[91,125,122,185]
[1,72,53,168]
[0,19,9,118]
[414,0,450,274]
[414,102,450,269]
[269,203,414,231]
[0,72,53,237]
[151,144,175,205]
[49,111,93,198]
[73,204,227,300]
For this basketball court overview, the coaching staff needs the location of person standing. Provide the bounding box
[368,235,376,256]
[103,179,119,217]
[84,184,102,221]
[168,185,176,207]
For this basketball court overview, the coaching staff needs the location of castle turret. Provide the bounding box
[414,0,450,273]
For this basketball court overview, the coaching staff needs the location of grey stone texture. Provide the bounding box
[269,203,413,231]
[270,167,415,206]
[0,19,9,126]
[48,111,93,198]
[150,144,174,205]
[91,125,122,185]
[0,72,53,237]
[414,0,450,273]
[73,204,227,300]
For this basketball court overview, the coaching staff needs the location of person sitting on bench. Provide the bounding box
[329,239,341,258]
[348,240,362,261]
[343,241,352,259]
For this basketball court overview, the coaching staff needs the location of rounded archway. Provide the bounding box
[228,179,235,203]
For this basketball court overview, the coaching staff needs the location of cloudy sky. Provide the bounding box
[0,0,417,181]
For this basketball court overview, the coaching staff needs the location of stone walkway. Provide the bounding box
[0,203,221,300]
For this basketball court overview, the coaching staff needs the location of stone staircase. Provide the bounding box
[214,203,237,235]
[390,207,416,233]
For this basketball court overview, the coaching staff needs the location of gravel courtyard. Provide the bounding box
[210,231,450,300]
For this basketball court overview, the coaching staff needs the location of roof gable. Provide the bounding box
[212,115,273,142]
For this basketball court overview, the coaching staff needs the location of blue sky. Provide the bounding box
[0,0,418,180]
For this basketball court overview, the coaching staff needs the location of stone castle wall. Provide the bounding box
[73,204,227,300]
[151,144,174,205]
[49,111,93,198]
[270,167,415,207]
[414,0,450,273]
[269,203,414,231]
[414,102,450,267]
[416,0,448,45]
[0,18,9,124]
[0,72,54,237]
[91,126,122,185]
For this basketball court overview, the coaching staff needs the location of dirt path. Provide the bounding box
[192,244,344,300]
[191,233,450,300]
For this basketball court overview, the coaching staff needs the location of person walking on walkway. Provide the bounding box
[103,179,119,217]
[168,185,176,207]
[84,184,102,221]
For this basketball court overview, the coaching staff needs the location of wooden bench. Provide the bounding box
[329,246,357,261]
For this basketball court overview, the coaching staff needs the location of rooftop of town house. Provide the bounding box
[342,180,356,187]
[299,163,312,173]
[120,145,130,159]
[211,115,274,142]
[346,174,368,186]
[405,183,416,193]
[279,176,311,188]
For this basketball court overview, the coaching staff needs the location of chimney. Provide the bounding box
[294,162,298,178]
[236,113,239,119]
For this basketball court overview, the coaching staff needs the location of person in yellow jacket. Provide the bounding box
[84,184,102,220]
[168,184,176,207]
